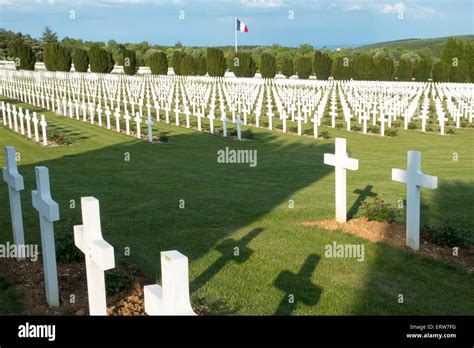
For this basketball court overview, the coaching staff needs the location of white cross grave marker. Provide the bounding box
[74,197,115,315]
[32,166,60,307]
[114,109,121,133]
[32,112,40,143]
[324,138,359,222]
[2,146,25,259]
[222,115,227,137]
[40,115,48,146]
[392,151,437,251]
[135,113,142,139]
[147,114,153,143]
[25,110,32,138]
[144,250,196,316]
[105,107,111,130]
[236,116,242,140]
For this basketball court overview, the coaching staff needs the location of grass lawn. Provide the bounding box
[0,275,23,315]
[0,97,473,315]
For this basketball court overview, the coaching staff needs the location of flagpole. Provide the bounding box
[235,17,238,53]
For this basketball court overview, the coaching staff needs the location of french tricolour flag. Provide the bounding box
[236,18,249,33]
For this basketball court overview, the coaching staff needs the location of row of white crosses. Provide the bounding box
[3,146,60,306]
[1,70,473,142]
[2,145,195,315]
[324,138,437,251]
[1,101,48,145]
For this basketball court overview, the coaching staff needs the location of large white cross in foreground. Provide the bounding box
[144,250,196,316]
[2,146,25,259]
[392,151,437,251]
[324,138,359,222]
[32,166,60,307]
[74,197,115,315]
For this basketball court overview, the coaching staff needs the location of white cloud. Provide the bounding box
[343,3,362,12]
[241,0,286,8]
[380,2,406,14]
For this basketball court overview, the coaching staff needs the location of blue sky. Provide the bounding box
[0,0,473,47]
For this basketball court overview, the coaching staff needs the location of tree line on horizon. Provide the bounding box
[3,27,473,82]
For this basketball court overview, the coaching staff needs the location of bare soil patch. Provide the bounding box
[0,256,151,315]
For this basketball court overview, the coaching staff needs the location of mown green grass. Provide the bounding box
[0,97,473,315]
[0,275,23,315]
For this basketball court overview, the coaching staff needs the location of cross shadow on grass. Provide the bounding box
[348,185,378,219]
[273,254,322,315]
[0,112,334,314]
[421,180,474,236]
[191,227,264,292]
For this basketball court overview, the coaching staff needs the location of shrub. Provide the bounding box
[426,126,434,132]
[159,133,169,142]
[180,54,196,76]
[396,59,413,81]
[335,123,343,129]
[332,56,352,80]
[11,40,36,71]
[206,47,226,77]
[295,56,312,79]
[72,48,89,72]
[43,43,71,72]
[280,57,293,78]
[447,128,455,135]
[172,50,184,75]
[360,198,400,223]
[353,54,375,80]
[313,50,332,80]
[352,125,362,131]
[449,60,470,83]
[89,46,114,73]
[386,129,398,137]
[123,48,138,75]
[323,119,332,126]
[369,126,380,134]
[260,51,277,78]
[425,219,471,247]
[106,51,115,73]
[48,130,71,145]
[242,129,254,139]
[105,268,130,296]
[374,56,394,81]
[55,218,82,264]
[148,51,168,75]
[233,52,256,78]
[407,122,417,130]
[194,54,207,76]
[319,131,330,139]
[432,61,450,82]
[413,58,432,82]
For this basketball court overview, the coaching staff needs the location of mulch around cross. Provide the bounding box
[0,257,204,315]
[301,218,474,272]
